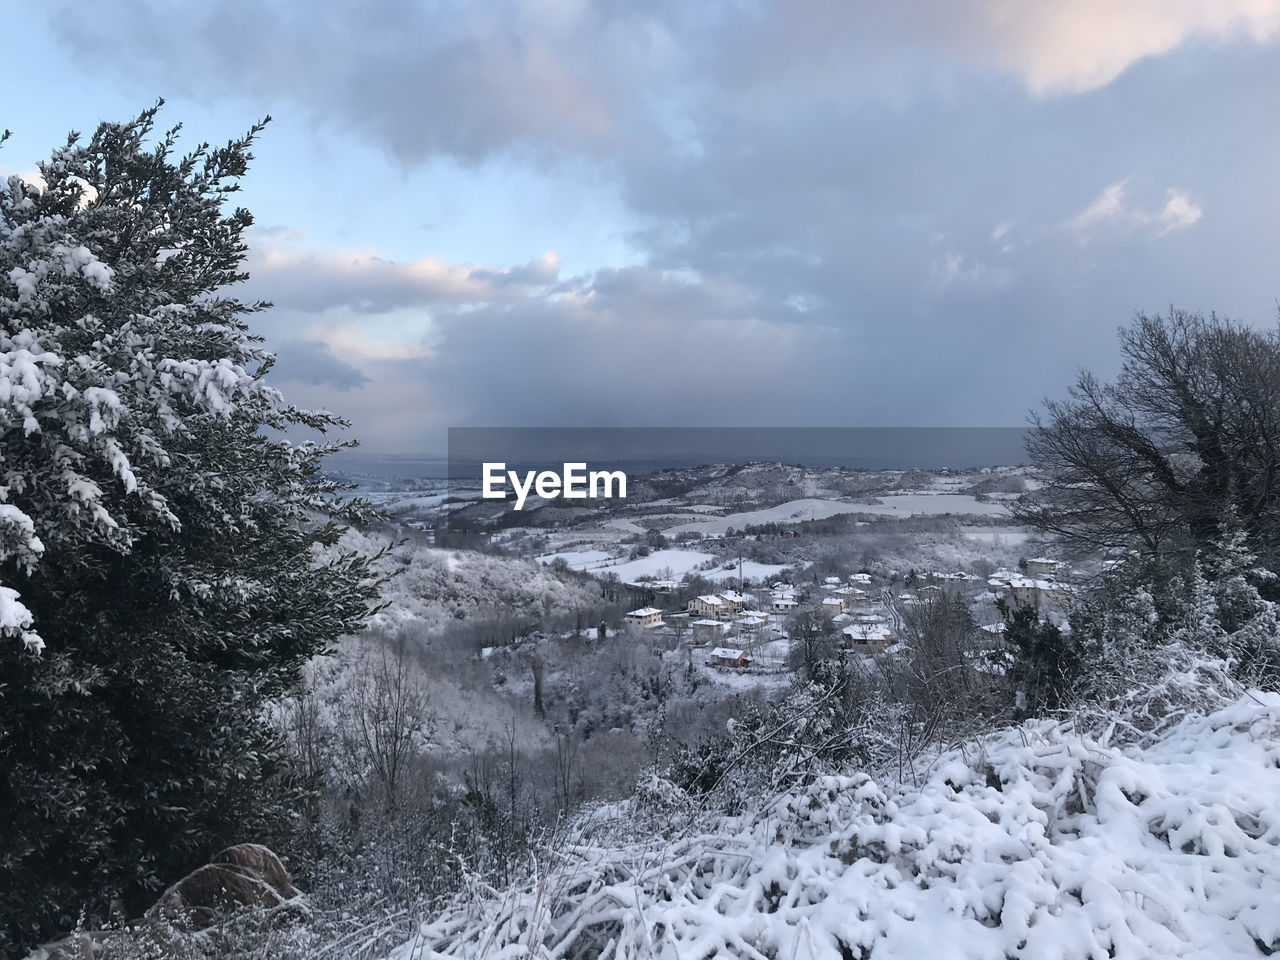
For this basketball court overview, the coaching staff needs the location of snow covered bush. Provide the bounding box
[389,692,1280,959]
[0,108,385,953]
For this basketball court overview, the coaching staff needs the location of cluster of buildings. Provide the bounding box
[620,556,1075,672]
[689,590,777,647]
[983,558,1074,616]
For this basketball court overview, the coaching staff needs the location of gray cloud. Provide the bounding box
[268,338,371,391]
[42,1,1280,451]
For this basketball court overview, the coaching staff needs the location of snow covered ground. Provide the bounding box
[536,547,791,583]
[387,692,1280,959]
[663,494,1008,536]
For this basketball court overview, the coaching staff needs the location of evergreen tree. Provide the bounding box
[1201,511,1280,682]
[997,599,1079,716]
[0,106,385,951]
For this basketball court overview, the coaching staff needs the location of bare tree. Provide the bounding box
[338,631,433,810]
[787,608,839,678]
[532,652,546,718]
[890,595,987,727]
[1014,309,1280,574]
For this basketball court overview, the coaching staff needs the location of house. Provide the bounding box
[930,571,979,593]
[710,647,753,668]
[739,609,771,623]
[688,594,726,617]
[624,607,664,628]
[988,573,1074,612]
[772,596,799,612]
[1025,557,1061,577]
[842,623,893,654]
[849,616,890,632]
[849,573,873,586]
[823,576,842,586]
[718,590,750,612]
[821,597,846,614]
[692,618,734,642]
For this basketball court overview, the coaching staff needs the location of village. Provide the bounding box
[616,555,1076,676]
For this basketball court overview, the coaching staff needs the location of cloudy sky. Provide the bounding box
[5,1,1280,454]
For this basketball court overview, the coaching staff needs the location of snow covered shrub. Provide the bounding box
[0,108,385,952]
[1070,527,1280,743]
[389,692,1280,960]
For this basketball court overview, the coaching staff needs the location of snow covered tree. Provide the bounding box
[1200,512,1280,682]
[997,599,1079,716]
[0,107,385,951]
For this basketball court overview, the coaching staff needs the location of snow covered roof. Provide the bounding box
[709,647,750,660]
[843,625,892,641]
[695,594,724,606]
[627,607,663,617]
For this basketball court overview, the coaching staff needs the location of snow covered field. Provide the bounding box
[536,547,791,583]
[663,494,1008,536]
[389,692,1280,959]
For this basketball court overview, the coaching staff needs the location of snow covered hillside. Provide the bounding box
[335,527,603,636]
[388,693,1280,959]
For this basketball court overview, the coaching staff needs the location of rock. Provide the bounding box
[25,845,304,957]
[144,843,303,932]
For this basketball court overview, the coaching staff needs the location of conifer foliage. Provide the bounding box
[0,106,385,952]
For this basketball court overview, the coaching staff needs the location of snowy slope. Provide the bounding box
[664,494,1008,536]
[387,693,1280,959]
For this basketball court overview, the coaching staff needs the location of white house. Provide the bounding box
[692,618,734,642]
[688,594,726,617]
[624,607,664,628]
[821,597,846,614]
[772,597,799,612]
[988,573,1074,611]
[842,623,893,654]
